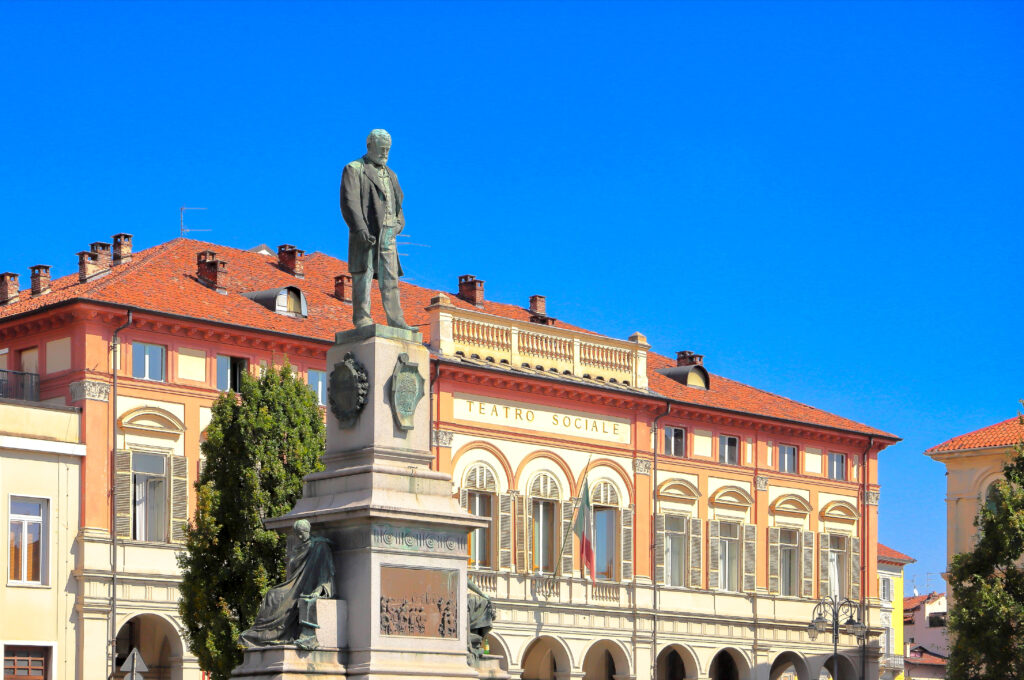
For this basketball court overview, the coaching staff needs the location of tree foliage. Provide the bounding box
[948,409,1024,680]
[177,364,325,680]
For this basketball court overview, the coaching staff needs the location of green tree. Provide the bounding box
[947,409,1024,680]
[177,364,325,680]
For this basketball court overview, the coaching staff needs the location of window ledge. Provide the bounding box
[6,581,49,589]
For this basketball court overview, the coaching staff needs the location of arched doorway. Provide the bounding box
[820,654,858,680]
[770,651,809,680]
[581,640,629,680]
[521,636,571,680]
[485,633,510,672]
[656,644,699,680]
[114,613,184,680]
[709,648,749,680]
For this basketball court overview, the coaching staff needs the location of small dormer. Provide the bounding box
[242,286,308,318]
[658,350,710,390]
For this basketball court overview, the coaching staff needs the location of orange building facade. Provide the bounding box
[0,236,897,680]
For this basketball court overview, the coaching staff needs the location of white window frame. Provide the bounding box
[719,435,739,466]
[132,452,168,543]
[8,495,49,586]
[881,576,892,601]
[779,528,799,596]
[467,490,494,569]
[217,355,247,392]
[828,453,847,481]
[665,514,688,587]
[778,444,798,474]
[664,426,686,457]
[1,641,56,680]
[828,533,849,597]
[719,521,741,591]
[307,369,327,406]
[531,498,557,574]
[131,342,166,382]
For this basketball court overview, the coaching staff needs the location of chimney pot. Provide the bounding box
[0,272,20,305]
[196,251,228,294]
[278,244,305,278]
[30,265,51,296]
[457,274,485,306]
[78,251,101,283]
[529,295,546,317]
[676,350,704,367]
[90,242,112,269]
[334,273,353,303]
[112,233,133,264]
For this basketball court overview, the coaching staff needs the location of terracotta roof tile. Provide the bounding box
[906,646,948,666]
[0,238,898,439]
[926,415,1024,454]
[878,543,915,564]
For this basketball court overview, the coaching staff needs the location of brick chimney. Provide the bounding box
[30,265,51,296]
[529,295,546,317]
[334,273,352,303]
[278,244,305,278]
[458,275,484,306]
[112,233,133,265]
[676,351,704,367]
[90,242,112,269]
[0,273,19,305]
[78,251,101,282]
[196,251,228,294]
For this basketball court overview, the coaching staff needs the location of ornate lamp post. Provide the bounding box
[807,595,868,679]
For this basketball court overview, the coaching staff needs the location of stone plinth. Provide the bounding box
[263,325,488,680]
[473,656,510,680]
[232,646,347,680]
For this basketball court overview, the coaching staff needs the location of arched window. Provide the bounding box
[591,481,620,581]
[984,482,1001,514]
[529,473,560,574]
[463,464,498,568]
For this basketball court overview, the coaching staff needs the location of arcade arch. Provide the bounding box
[581,639,630,680]
[770,651,810,680]
[656,644,699,680]
[520,636,572,680]
[708,648,750,680]
[114,613,185,680]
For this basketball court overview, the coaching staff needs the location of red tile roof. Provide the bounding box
[878,543,915,565]
[906,646,948,666]
[903,591,943,612]
[926,415,1024,454]
[0,238,898,439]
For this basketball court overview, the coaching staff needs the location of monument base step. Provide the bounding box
[231,646,347,680]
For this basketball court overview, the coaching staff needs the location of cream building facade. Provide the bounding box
[1,400,84,680]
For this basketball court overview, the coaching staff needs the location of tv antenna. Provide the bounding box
[180,206,211,237]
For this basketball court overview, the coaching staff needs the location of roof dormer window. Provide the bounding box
[242,286,308,318]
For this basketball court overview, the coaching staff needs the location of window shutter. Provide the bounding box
[689,517,703,588]
[708,519,720,590]
[743,524,757,592]
[851,537,861,600]
[171,455,188,542]
[620,505,634,581]
[654,513,666,584]
[114,450,132,539]
[819,533,830,598]
[802,531,815,598]
[560,501,574,577]
[459,488,468,509]
[768,527,781,594]
[515,494,528,573]
[499,493,512,570]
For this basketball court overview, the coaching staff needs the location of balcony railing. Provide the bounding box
[881,655,904,670]
[0,369,39,401]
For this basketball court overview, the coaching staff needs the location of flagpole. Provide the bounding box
[555,450,596,579]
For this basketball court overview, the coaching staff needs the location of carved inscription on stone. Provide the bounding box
[379,566,458,638]
[372,525,467,555]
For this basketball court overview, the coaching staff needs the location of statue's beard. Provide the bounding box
[368,153,388,167]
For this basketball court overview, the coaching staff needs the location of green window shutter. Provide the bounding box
[688,517,703,588]
[170,455,188,542]
[851,537,862,600]
[114,450,132,539]
[620,505,634,581]
[560,501,574,577]
[708,520,721,590]
[768,527,781,594]
[742,524,757,592]
[515,494,528,574]
[654,513,666,585]
[498,493,512,570]
[819,533,830,598]
[802,531,815,598]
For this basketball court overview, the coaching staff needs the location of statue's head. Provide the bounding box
[366,129,392,166]
[294,519,311,542]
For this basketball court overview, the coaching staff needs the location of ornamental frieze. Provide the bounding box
[371,525,466,554]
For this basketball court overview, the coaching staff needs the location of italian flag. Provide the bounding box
[574,481,596,581]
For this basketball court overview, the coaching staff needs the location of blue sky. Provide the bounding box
[2,1,1022,591]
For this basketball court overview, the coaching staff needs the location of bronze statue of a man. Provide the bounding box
[340,129,415,331]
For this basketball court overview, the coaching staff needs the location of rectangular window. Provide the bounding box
[779,444,798,473]
[881,577,892,601]
[531,499,557,573]
[828,453,847,480]
[308,369,327,406]
[594,506,617,580]
[829,534,849,596]
[467,491,493,568]
[3,646,49,680]
[132,342,166,381]
[779,528,799,596]
[217,355,247,392]
[17,347,39,374]
[666,514,687,587]
[719,522,741,591]
[719,435,739,465]
[133,452,167,542]
[928,612,946,628]
[664,426,686,457]
[8,497,46,584]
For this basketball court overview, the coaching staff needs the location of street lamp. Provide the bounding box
[806,594,867,679]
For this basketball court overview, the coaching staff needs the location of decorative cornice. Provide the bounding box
[70,379,110,403]
[633,458,652,475]
[431,429,455,447]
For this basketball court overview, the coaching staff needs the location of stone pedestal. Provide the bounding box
[259,325,488,680]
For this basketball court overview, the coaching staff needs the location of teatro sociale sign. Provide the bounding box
[454,394,631,445]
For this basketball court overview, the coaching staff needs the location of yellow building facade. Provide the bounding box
[876,544,912,680]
